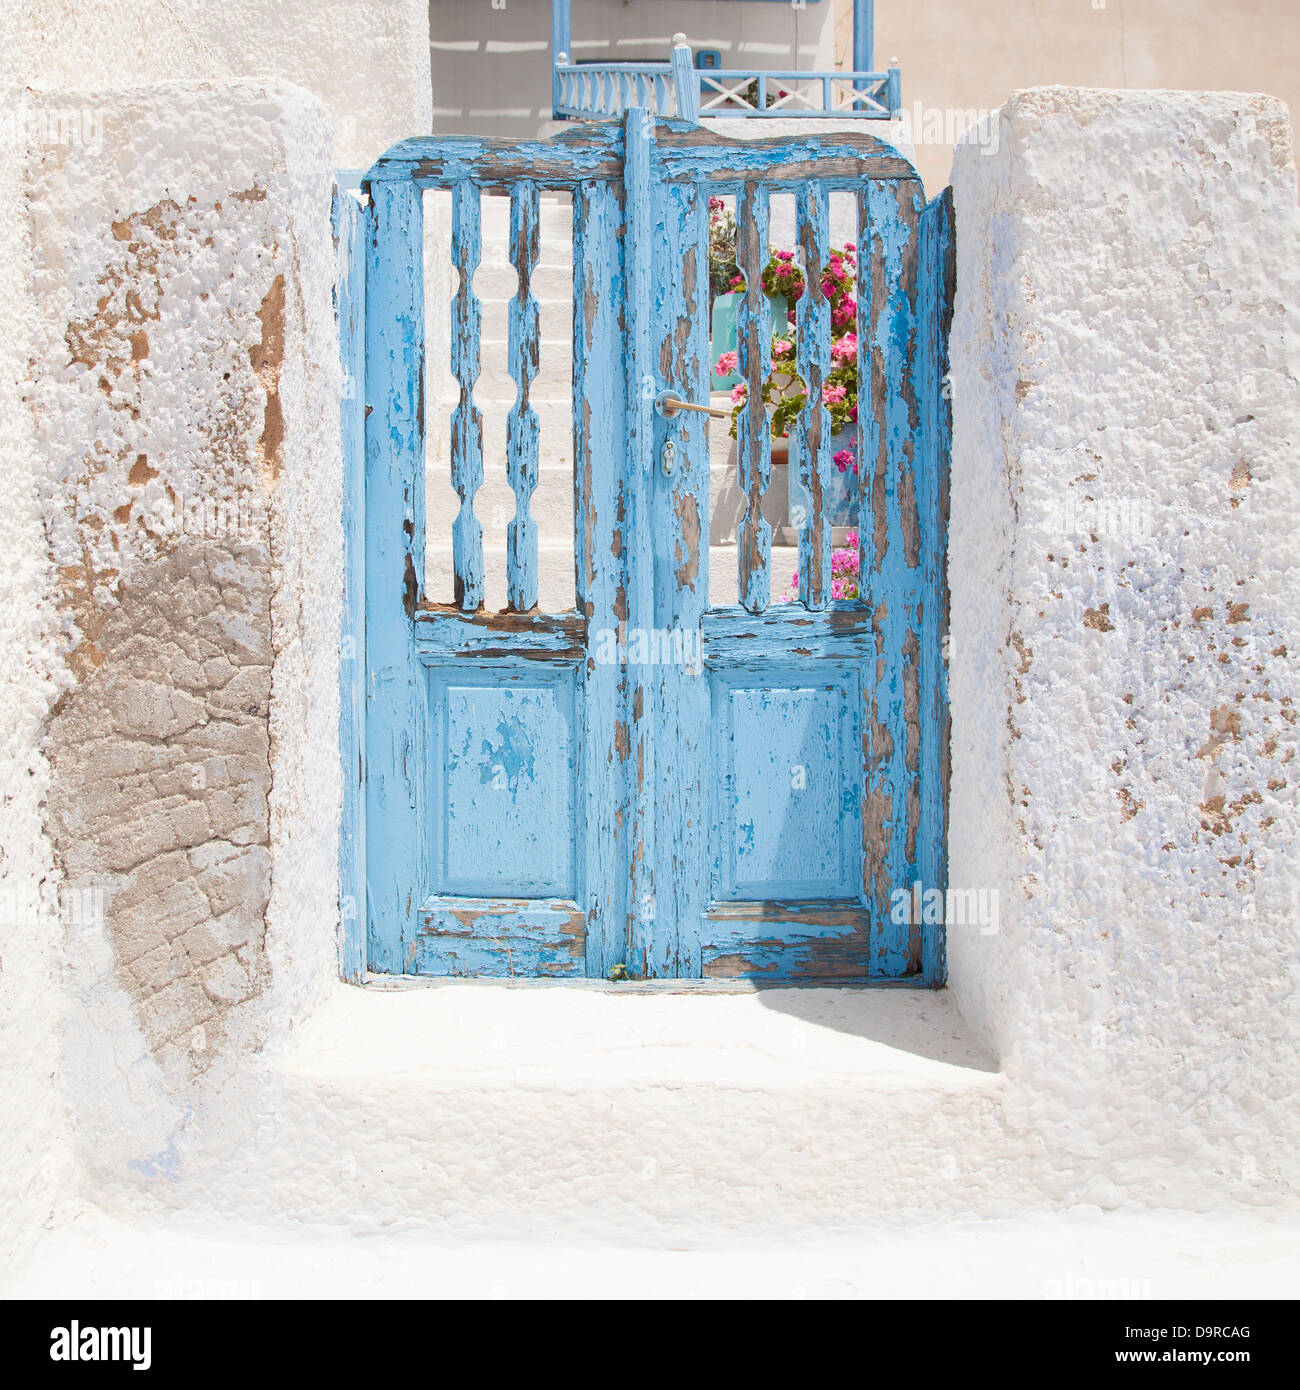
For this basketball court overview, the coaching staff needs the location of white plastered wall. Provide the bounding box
[948,88,1300,1207]
[0,8,75,1279]
[4,36,1300,1267]
[0,0,428,1273]
[9,0,430,168]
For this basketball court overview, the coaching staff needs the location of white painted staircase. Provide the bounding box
[122,984,1041,1239]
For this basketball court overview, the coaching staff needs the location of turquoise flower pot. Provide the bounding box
[711,293,791,391]
[710,292,742,390]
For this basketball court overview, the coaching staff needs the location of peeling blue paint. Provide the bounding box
[353,117,951,984]
[478,713,537,791]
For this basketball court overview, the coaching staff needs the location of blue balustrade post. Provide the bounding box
[670,33,699,123]
[887,58,902,118]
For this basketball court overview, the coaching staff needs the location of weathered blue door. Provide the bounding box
[354,113,952,984]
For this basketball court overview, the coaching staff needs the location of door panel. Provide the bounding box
[432,669,578,898]
[710,669,860,902]
[364,127,628,980]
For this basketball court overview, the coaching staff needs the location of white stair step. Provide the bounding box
[143,986,1018,1238]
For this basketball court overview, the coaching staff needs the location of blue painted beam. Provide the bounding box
[622,107,657,977]
[552,0,571,116]
[703,605,875,666]
[646,143,710,978]
[858,176,926,978]
[362,176,429,976]
[853,0,874,73]
[413,897,587,978]
[333,183,366,984]
[365,127,915,191]
[917,187,955,987]
[414,608,585,662]
[572,163,632,978]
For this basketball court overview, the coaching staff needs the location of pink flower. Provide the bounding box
[728,274,745,289]
[708,195,724,212]
[730,383,747,404]
[845,530,859,547]
[822,383,846,406]
[848,403,858,423]
[832,297,857,329]
[843,241,856,253]
[833,448,854,473]
[831,579,845,600]
[831,332,857,360]
[773,338,792,356]
[714,350,739,375]
[775,249,794,263]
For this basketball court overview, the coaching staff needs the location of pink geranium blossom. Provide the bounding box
[833,448,854,474]
[714,350,739,376]
[831,332,857,360]
[822,383,846,406]
[730,383,747,404]
[790,536,861,603]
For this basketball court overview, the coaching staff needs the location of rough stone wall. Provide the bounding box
[948,88,1300,1206]
[22,82,340,1185]
[43,541,275,1085]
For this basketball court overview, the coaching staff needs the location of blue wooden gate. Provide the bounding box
[347,113,953,984]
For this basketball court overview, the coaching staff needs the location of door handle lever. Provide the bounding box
[655,390,730,420]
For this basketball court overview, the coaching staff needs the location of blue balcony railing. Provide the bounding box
[553,36,901,125]
[698,67,900,120]
[554,41,698,121]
